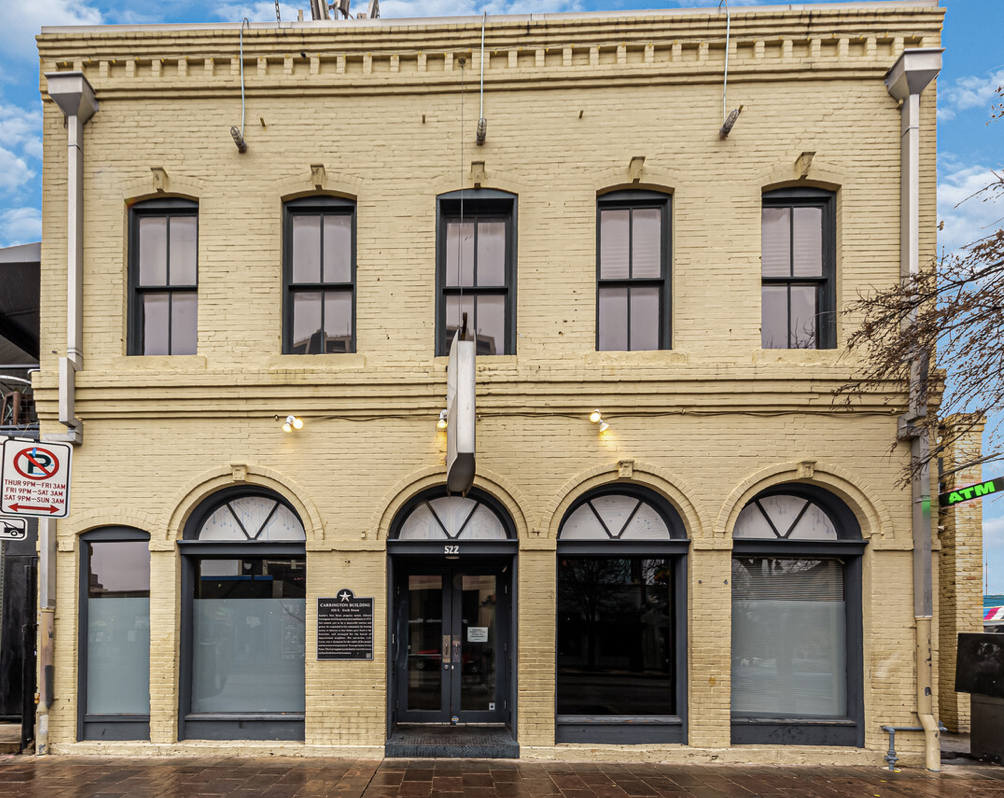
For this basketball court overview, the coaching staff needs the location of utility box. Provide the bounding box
[956,633,1004,761]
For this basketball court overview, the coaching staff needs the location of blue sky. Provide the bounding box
[0,0,1002,583]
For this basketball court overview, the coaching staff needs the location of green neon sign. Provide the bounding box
[939,476,1004,508]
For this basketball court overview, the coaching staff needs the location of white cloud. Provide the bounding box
[0,146,34,193]
[985,512,1004,550]
[938,69,1004,122]
[212,2,300,21]
[0,0,103,62]
[373,0,582,18]
[0,206,41,247]
[0,102,43,161]
[937,159,1003,255]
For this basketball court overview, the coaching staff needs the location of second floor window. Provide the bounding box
[761,188,836,349]
[596,191,671,351]
[283,196,356,354]
[436,189,516,356]
[128,199,198,355]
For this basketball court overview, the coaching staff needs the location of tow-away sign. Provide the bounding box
[1,439,72,518]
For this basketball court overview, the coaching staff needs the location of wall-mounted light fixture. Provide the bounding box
[590,410,610,432]
[281,415,304,433]
[437,409,449,430]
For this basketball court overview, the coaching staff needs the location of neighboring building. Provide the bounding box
[33,1,955,765]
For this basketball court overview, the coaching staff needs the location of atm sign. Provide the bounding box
[939,477,1004,508]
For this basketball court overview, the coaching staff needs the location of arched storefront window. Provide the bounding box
[556,486,688,744]
[78,527,151,741]
[730,485,865,747]
[178,487,306,741]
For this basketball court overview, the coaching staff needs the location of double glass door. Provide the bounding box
[395,562,509,724]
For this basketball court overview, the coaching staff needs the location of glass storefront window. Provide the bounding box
[86,540,151,715]
[191,557,306,714]
[557,556,674,716]
[731,557,846,719]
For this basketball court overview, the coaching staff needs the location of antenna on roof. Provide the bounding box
[309,0,329,19]
[333,0,351,18]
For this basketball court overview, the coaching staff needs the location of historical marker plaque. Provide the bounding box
[317,589,374,661]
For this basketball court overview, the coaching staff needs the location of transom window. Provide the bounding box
[395,494,511,540]
[559,493,674,540]
[597,191,671,351]
[761,188,836,349]
[734,494,838,540]
[283,196,355,354]
[436,189,516,356]
[128,199,198,355]
[196,495,306,542]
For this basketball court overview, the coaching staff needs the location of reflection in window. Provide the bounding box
[130,202,198,355]
[86,540,151,715]
[597,193,670,351]
[761,191,834,349]
[731,557,846,718]
[192,557,306,713]
[284,198,355,354]
[557,557,674,715]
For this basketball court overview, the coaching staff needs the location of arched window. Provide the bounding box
[731,485,864,747]
[178,487,306,741]
[556,486,688,744]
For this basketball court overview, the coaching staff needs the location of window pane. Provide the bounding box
[761,207,790,277]
[761,285,788,349]
[86,541,150,715]
[398,504,447,540]
[559,504,612,540]
[292,215,321,284]
[322,214,352,284]
[557,557,674,715]
[475,295,505,356]
[142,293,170,355]
[446,221,475,287]
[457,504,507,540]
[407,575,443,710]
[600,209,629,279]
[790,285,818,348]
[461,574,497,710]
[631,208,661,278]
[169,216,198,286]
[629,286,660,351]
[257,504,307,542]
[477,221,506,287]
[228,497,278,539]
[445,294,474,352]
[171,293,198,355]
[291,292,322,354]
[732,557,846,719]
[138,217,167,286]
[192,558,306,714]
[324,290,353,353]
[598,286,628,351]
[792,207,823,277]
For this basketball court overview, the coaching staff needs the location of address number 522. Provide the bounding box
[444,545,459,555]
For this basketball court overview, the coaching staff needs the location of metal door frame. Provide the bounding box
[389,553,515,728]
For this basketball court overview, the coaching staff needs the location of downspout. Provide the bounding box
[885,47,943,773]
[34,72,98,755]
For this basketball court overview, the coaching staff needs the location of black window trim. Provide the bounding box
[596,189,672,351]
[282,194,357,355]
[128,198,199,356]
[77,526,151,742]
[555,484,689,745]
[435,188,518,357]
[730,483,865,747]
[761,187,837,350]
[177,486,307,741]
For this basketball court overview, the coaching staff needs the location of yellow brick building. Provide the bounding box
[31,1,955,766]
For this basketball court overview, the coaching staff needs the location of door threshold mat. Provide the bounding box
[386,724,519,758]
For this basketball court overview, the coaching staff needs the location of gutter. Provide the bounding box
[885,46,943,772]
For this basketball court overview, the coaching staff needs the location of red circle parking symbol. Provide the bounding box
[13,447,60,481]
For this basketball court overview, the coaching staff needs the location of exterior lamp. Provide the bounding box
[589,409,610,432]
[282,415,304,433]
[437,409,449,430]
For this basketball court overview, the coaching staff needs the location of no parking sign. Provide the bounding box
[0,439,72,518]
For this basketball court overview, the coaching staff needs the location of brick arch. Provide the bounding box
[273,169,364,201]
[715,461,894,542]
[541,461,709,541]
[120,173,206,203]
[62,508,161,541]
[372,466,534,541]
[591,163,682,196]
[164,465,324,543]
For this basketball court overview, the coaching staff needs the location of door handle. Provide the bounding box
[452,635,462,664]
[443,635,451,670]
